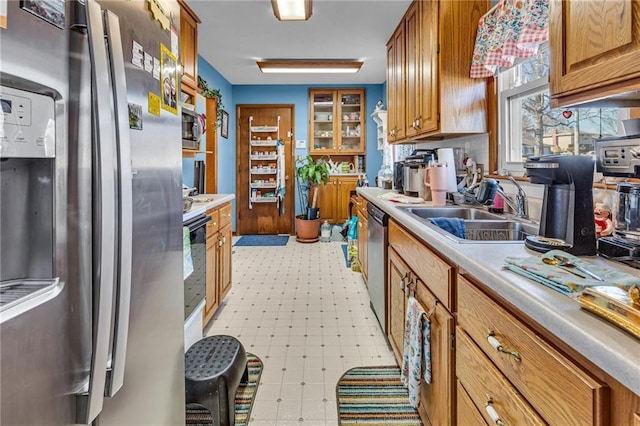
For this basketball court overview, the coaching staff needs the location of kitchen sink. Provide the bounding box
[401,206,505,220]
[396,205,538,243]
[462,220,538,242]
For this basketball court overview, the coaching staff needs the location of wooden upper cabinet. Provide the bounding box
[387,24,406,142]
[386,0,489,142]
[309,89,366,154]
[549,0,640,107]
[405,2,420,139]
[178,0,200,97]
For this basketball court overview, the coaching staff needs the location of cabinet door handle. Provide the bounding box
[415,116,421,129]
[218,238,223,247]
[487,330,521,362]
[222,236,226,244]
[400,272,409,290]
[485,395,505,426]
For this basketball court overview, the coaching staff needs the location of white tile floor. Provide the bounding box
[204,237,396,425]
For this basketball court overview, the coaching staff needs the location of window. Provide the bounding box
[498,44,630,174]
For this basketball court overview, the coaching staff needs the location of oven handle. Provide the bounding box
[185,215,212,232]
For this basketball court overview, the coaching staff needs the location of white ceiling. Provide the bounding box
[185,0,413,85]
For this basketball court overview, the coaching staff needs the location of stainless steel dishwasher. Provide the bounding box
[367,203,389,333]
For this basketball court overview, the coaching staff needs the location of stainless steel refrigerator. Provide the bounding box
[0,0,185,424]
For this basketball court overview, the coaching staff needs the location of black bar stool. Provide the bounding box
[185,335,248,426]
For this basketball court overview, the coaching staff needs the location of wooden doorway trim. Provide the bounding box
[205,97,218,193]
[236,104,296,235]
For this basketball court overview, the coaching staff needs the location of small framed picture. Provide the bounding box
[160,43,178,115]
[221,110,229,139]
[20,0,65,29]
[128,103,143,130]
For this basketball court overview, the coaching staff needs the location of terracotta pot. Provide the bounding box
[295,215,320,243]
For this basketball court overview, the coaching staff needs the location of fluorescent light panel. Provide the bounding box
[271,0,312,21]
[257,60,363,74]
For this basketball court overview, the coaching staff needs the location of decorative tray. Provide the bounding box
[578,285,640,340]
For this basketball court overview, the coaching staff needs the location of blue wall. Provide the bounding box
[235,84,384,216]
[187,55,385,229]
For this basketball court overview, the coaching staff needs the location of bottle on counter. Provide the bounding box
[320,220,331,242]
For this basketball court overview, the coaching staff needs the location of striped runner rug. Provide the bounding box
[185,353,263,426]
[337,365,422,425]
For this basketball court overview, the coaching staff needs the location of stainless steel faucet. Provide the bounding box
[496,176,528,219]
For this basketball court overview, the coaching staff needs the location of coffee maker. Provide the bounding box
[524,154,596,255]
[594,135,640,267]
[402,149,436,198]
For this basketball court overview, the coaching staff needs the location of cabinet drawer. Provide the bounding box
[218,203,232,228]
[457,329,546,426]
[457,275,608,425]
[389,220,453,310]
[456,380,488,426]
[206,209,220,237]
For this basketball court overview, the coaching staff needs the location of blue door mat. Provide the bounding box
[234,235,289,247]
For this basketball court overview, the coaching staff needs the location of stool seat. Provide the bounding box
[185,335,248,426]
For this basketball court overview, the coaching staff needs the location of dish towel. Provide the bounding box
[401,296,432,408]
[428,217,466,239]
[183,226,193,280]
[504,249,640,296]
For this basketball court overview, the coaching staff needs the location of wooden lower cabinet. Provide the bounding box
[219,223,232,300]
[415,276,455,426]
[317,176,358,224]
[387,219,455,425]
[203,202,233,326]
[387,247,409,363]
[204,232,219,322]
[456,381,487,426]
[457,329,546,426]
[457,274,609,425]
[384,214,639,426]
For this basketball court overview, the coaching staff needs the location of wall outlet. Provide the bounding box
[296,139,306,149]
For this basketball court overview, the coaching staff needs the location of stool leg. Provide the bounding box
[218,379,234,426]
[197,387,221,426]
[241,364,249,384]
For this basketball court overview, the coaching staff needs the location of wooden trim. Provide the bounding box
[177,0,201,23]
[487,76,498,174]
[205,97,218,194]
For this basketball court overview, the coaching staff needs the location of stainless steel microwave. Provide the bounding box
[182,108,202,149]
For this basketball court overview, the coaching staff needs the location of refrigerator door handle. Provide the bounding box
[76,0,117,423]
[103,9,133,399]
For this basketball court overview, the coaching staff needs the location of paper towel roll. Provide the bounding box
[436,148,459,192]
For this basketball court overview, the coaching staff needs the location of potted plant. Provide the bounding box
[295,155,330,242]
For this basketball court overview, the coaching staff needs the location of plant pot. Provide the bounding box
[295,215,321,243]
[306,207,320,220]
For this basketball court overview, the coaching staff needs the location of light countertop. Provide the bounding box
[182,194,235,222]
[358,187,640,396]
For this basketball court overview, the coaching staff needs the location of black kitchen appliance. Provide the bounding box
[402,149,436,198]
[393,161,404,193]
[194,160,206,194]
[594,135,640,268]
[524,154,596,255]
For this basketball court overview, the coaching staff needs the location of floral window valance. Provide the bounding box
[470,0,549,78]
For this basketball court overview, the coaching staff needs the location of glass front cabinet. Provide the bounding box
[309,89,366,154]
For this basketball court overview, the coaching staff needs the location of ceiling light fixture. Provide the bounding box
[257,60,363,74]
[271,0,312,21]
